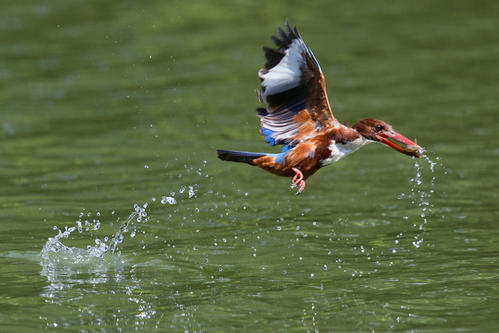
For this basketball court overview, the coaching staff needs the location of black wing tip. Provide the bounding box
[262,46,285,71]
[262,19,302,70]
[284,19,301,38]
[271,19,300,48]
[256,107,269,117]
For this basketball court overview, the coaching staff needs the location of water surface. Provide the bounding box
[1,0,499,331]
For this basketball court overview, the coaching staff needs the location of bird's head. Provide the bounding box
[353,118,423,158]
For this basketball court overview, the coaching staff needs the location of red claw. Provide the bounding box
[291,167,306,194]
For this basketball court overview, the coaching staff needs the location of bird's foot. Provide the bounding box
[290,167,306,195]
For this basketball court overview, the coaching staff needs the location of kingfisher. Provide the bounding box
[217,20,423,194]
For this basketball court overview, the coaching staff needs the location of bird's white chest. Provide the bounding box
[321,138,370,166]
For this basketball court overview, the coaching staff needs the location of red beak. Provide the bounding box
[376,131,423,158]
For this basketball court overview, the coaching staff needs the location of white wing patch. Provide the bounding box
[259,39,306,97]
[257,21,337,147]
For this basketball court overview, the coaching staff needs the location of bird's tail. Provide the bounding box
[216,149,266,165]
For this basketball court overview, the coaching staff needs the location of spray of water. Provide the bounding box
[404,151,441,248]
[38,179,201,329]
[40,184,198,265]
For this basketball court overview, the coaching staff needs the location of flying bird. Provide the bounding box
[217,20,423,194]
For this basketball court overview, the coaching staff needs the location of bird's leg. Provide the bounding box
[291,167,306,194]
[291,168,302,184]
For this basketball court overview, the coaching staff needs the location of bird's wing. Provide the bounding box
[257,20,338,148]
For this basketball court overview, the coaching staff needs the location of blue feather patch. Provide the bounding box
[274,151,288,164]
[261,128,276,146]
[265,145,293,165]
[265,152,287,165]
[281,144,292,153]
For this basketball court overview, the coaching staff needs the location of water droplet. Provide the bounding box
[161,196,176,205]
[188,186,195,198]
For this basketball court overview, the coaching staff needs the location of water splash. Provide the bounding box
[40,181,200,265]
[40,203,149,266]
[404,151,441,248]
[37,156,207,330]
[161,196,176,205]
[39,185,200,330]
[109,202,150,255]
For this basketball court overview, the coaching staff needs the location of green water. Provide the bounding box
[2,0,499,331]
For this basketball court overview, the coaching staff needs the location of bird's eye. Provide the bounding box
[375,124,384,132]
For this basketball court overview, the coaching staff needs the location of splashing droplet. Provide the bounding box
[188,186,195,198]
[161,196,176,205]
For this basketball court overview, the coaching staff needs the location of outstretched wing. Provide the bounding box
[257,20,338,148]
